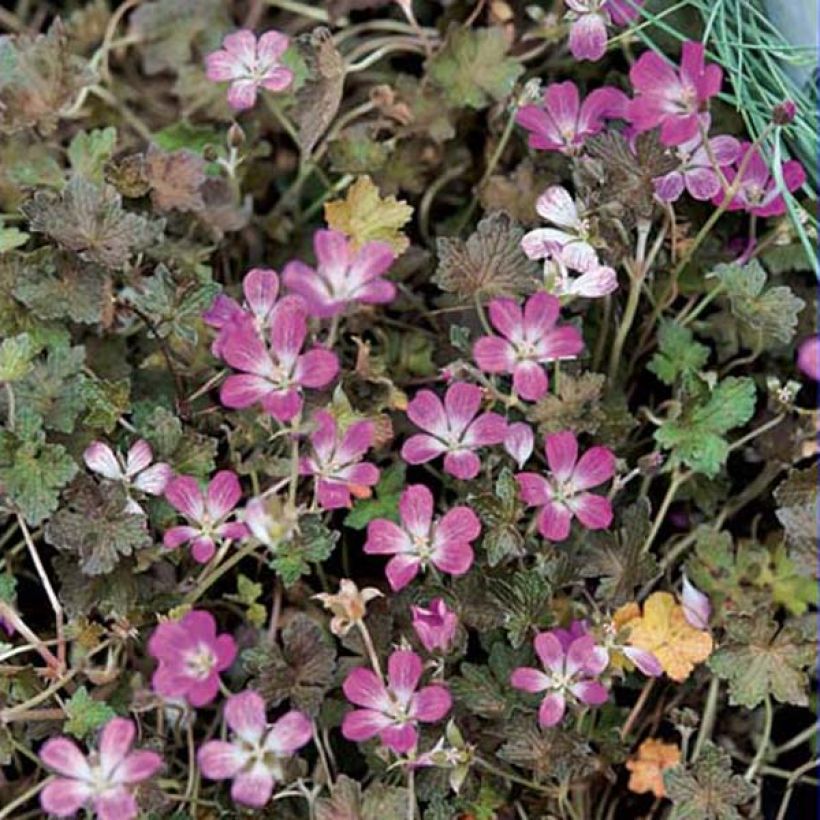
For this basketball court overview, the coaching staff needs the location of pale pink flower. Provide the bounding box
[797,335,820,380]
[564,0,613,61]
[148,610,237,707]
[627,41,723,146]
[516,80,627,153]
[401,382,507,479]
[511,627,609,726]
[411,598,459,654]
[203,268,281,357]
[299,410,380,510]
[205,30,293,111]
[681,575,711,630]
[522,186,599,273]
[473,293,584,401]
[653,123,740,202]
[163,470,249,563]
[504,422,535,469]
[313,579,383,637]
[364,484,480,590]
[219,295,339,423]
[83,439,172,513]
[342,649,451,753]
[198,691,311,808]
[715,141,806,217]
[282,229,396,318]
[516,431,615,541]
[39,718,162,820]
[542,243,619,299]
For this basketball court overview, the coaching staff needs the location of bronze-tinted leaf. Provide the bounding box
[145,144,206,213]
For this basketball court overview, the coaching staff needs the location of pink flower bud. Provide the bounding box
[411,598,459,654]
[681,574,710,630]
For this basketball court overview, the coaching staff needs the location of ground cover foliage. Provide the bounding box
[0,1,816,818]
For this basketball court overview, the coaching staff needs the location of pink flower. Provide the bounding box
[400,382,507,479]
[627,41,723,146]
[299,410,380,510]
[542,244,619,299]
[205,30,293,111]
[516,431,615,541]
[282,229,396,318]
[681,575,711,630]
[504,422,535,469]
[203,268,281,357]
[364,484,480,590]
[653,124,740,202]
[516,80,627,153]
[511,629,609,726]
[797,335,820,380]
[564,0,612,61]
[148,610,237,707]
[473,293,584,401]
[83,439,172,513]
[606,0,645,25]
[411,598,459,654]
[715,141,806,217]
[164,470,249,563]
[39,718,162,820]
[219,295,339,423]
[198,691,311,808]
[342,649,452,753]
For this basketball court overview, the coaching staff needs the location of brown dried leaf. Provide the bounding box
[145,145,206,213]
[527,371,606,436]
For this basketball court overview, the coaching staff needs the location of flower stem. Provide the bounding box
[640,469,691,556]
[357,620,384,680]
[744,695,773,781]
[407,765,416,820]
[691,677,720,761]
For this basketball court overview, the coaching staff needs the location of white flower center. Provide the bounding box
[185,643,217,680]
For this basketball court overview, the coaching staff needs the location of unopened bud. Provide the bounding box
[227,122,246,148]
[772,100,796,125]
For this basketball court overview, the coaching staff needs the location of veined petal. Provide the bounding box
[342,708,394,742]
[545,431,579,483]
[538,692,566,727]
[243,268,279,319]
[543,81,580,138]
[401,434,448,465]
[294,348,339,388]
[265,710,312,756]
[40,778,92,817]
[487,297,523,340]
[510,666,551,693]
[473,336,516,373]
[269,296,308,367]
[83,442,122,481]
[231,767,275,809]
[206,471,242,520]
[124,440,153,476]
[570,679,609,706]
[534,632,565,674]
[515,472,552,506]
[388,650,423,701]
[513,361,548,401]
[380,723,418,754]
[257,30,290,62]
[522,292,559,339]
[99,718,135,778]
[569,13,608,61]
[535,186,581,230]
[165,476,205,521]
[224,691,266,743]
[197,740,246,780]
[132,463,172,495]
[537,501,574,541]
[442,449,481,480]
[91,788,138,820]
[261,388,302,422]
[443,382,482,438]
[571,446,615,491]
[431,538,474,576]
[365,518,413,557]
[569,492,613,530]
[411,685,452,722]
[40,738,92,780]
[406,390,448,437]
[343,667,389,710]
[463,412,507,447]
[398,484,434,537]
[220,374,274,409]
[504,422,534,468]
[112,750,162,785]
[385,554,422,590]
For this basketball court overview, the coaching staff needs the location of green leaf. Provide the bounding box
[471,468,526,566]
[488,571,550,647]
[0,573,17,604]
[774,465,816,576]
[663,742,756,819]
[81,378,131,433]
[68,128,117,182]
[654,377,756,477]
[710,259,805,348]
[450,662,513,720]
[63,686,116,739]
[0,408,78,525]
[344,462,405,530]
[270,515,338,587]
[0,224,28,253]
[708,613,814,708]
[0,333,37,382]
[648,321,710,387]
[428,26,523,110]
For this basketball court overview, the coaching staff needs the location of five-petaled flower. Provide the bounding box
[364,484,480,590]
[198,691,312,808]
[516,431,615,541]
[83,439,172,514]
[219,295,339,423]
[411,598,459,654]
[516,80,627,153]
[148,610,237,707]
[511,626,609,726]
[164,470,249,563]
[205,30,293,111]
[39,718,162,820]
[282,229,396,318]
[627,41,723,146]
[300,410,380,509]
[342,649,452,753]
[401,382,507,479]
[473,292,584,401]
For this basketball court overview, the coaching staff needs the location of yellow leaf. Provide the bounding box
[324,175,413,254]
[626,738,681,798]
[621,592,713,682]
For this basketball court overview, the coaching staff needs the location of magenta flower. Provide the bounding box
[473,293,584,401]
[411,598,459,654]
[299,410,380,510]
[511,628,609,726]
[516,431,615,541]
[401,382,506,479]
[39,718,162,820]
[797,335,820,380]
[164,470,248,563]
[516,80,627,153]
[607,0,645,25]
[342,649,452,753]
[203,268,281,357]
[282,229,396,318]
[715,142,806,217]
[83,439,172,514]
[205,30,293,111]
[364,484,479,590]
[148,610,237,707]
[627,41,723,146]
[504,422,535,469]
[219,295,339,423]
[198,691,311,808]
[653,124,740,202]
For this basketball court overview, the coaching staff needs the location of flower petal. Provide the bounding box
[406,390,448,437]
[343,667,389,710]
[224,691,267,743]
[569,492,613,530]
[388,649,423,701]
[545,431,578,483]
[534,632,565,674]
[570,679,609,706]
[398,484,434,537]
[83,442,122,481]
[385,554,422,590]
[510,666,551,693]
[411,685,452,722]
[99,718,134,778]
[342,708,393,742]
[537,500,574,541]
[401,434,447,465]
[231,768,275,808]
[40,738,92,780]
[443,449,481,480]
[443,382,482,438]
[265,710,312,756]
[40,778,92,817]
[365,518,412,556]
[538,692,566,726]
[535,186,580,230]
[206,470,242,520]
[513,361,549,401]
[197,740,246,780]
